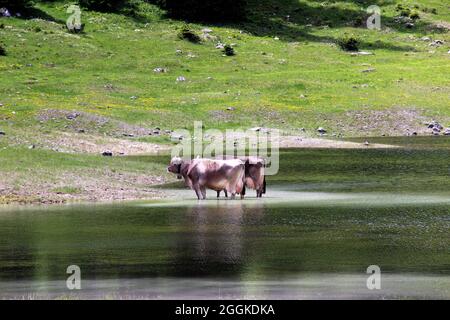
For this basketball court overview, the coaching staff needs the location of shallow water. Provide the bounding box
[0,137,449,299]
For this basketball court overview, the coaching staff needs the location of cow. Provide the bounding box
[167,157,246,200]
[216,156,266,198]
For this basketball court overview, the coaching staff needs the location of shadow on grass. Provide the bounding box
[157,0,442,51]
[227,0,441,51]
[14,6,66,24]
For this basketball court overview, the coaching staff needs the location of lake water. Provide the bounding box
[0,137,449,299]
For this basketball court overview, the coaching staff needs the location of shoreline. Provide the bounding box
[0,135,442,206]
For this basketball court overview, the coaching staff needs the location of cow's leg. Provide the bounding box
[200,186,207,200]
[193,184,202,200]
[224,189,228,198]
[217,190,221,198]
[240,184,246,199]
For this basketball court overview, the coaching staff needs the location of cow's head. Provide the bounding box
[167,156,183,179]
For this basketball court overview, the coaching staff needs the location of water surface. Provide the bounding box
[0,137,449,299]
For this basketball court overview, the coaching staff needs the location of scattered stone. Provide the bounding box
[300,128,306,132]
[362,68,376,73]
[420,36,431,41]
[429,40,444,47]
[153,67,167,73]
[0,103,3,107]
[274,37,280,40]
[299,94,307,99]
[66,112,79,120]
[350,51,373,56]
[175,49,183,54]
[405,22,415,29]
[364,141,369,146]
[317,127,327,134]
[0,131,5,136]
[164,129,172,134]
[444,128,450,136]
[432,127,441,133]
[412,132,418,136]
[202,28,213,34]
[28,145,35,149]
[102,151,113,157]
[176,76,186,82]
[427,121,443,131]
[250,127,261,132]
[123,133,135,137]
[226,107,235,111]
[78,129,85,133]
[130,96,138,100]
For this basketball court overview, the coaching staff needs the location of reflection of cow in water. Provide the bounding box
[167,157,246,200]
[170,201,265,277]
[216,156,266,198]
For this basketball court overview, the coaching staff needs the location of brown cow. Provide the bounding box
[216,156,266,198]
[167,157,246,200]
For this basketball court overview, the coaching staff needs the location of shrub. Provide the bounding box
[338,35,359,51]
[178,25,201,43]
[399,8,411,17]
[0,44,6,56]
[156,0,247,22]
[223,44,235,56]
[409,10,420,20]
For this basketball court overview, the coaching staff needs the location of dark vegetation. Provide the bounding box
[0,43,6,56]
[337,35,360,51]
[223,44,235,56]
[177,25,201,43]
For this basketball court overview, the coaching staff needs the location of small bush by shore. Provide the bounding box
[338,35,359,51]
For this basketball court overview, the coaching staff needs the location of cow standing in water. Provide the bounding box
[216,156,266,198]
[167,157,246,200]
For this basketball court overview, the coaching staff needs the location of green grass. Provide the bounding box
[0,0,448,137]
[51,186,83,194]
